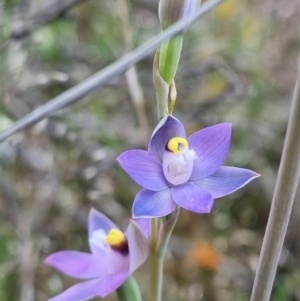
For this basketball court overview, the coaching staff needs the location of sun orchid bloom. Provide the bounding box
[117,115,259,218]
[45,209,149,301]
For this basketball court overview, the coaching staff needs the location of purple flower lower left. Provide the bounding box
[45,209,149,301]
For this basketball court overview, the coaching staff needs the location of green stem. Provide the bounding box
[149,218,164,301]
[148,209,179,301]
[116,276,142,301]
[149,249,164,301]
[250,57,300,301]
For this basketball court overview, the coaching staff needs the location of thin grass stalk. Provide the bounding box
[250,56,300,301]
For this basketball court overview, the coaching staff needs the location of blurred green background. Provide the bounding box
[0,0,300,300]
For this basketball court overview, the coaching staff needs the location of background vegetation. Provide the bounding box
[0,0,300,300]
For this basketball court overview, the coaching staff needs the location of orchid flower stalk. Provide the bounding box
[118,115,259,301]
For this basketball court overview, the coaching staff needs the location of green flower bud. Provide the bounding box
[158,0,199,85]
[158,36,183,85]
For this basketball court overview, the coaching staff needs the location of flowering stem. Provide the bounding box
[250,57,300,301]
[150,218,159,248]
[149,249,164,301]
[149,218,163,301]
[116,276,142,301]
[149,209,179,301]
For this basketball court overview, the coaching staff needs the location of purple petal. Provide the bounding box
[96,272,129,297]
[132,188,176,218]
[47,274,128,301]
[105,248,130,275]
[117,150,168,191]
[192,166,260,198]
[88,208,117,239]
[134,218,151,238]
[149,115,186,161]
[88,209,118,255]
[47,279,100,301]
[126,220,149,273]
[183,0,197,18]
[188,123,232,179]
[45,251,107,279]
[171,182,214,213]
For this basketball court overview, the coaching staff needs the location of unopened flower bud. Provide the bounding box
[158,0,199,85]
[159,0,198,29]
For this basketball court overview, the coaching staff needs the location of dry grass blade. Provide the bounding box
[250,55,300,301]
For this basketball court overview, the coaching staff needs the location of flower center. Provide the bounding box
[167,137,188,153]
[105,228,129,255]
[163,137,197,186]
[105,229,126,247]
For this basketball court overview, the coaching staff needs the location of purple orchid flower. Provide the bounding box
[117,115,259,218]
[45,209,149,301]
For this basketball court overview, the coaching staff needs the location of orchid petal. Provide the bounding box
[117,150,168,191]
[45,251,107,279]
[88,209,117,254]
[171,182,214,213]
[183,0,197,18]
[96,272,129,297]
[88,229,107,253]
[106,248,130,275]
[134,218,151,238]
[149,115,186,161]
[133,188,176,218]
[47,279,100,301]
[47,273,129,301]
[126,220,149,273]
[188,123,232,179]
[88,208,117,238]
[192,166,260,198]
